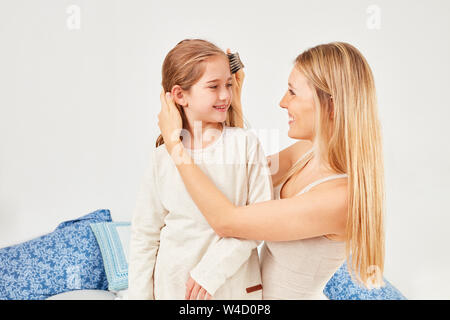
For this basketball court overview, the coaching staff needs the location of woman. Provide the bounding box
[158,42,385,300]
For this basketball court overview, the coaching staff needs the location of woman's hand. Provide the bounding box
[158,89,189,163]
[227,48,245,97]
[185,276,212,300]
[227,48,245,128]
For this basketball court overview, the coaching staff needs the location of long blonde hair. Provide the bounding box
[277,42,385,289]
[156,39,244,147]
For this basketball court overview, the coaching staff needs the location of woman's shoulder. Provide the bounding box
[284,140,314,167]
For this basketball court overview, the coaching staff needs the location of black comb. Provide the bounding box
[227,52,245,74]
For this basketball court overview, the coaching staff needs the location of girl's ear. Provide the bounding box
[171,85,188,107]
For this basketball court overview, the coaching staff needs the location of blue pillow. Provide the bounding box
[0,209,111,300]
[90,222,130,291]
[324,261,407,300]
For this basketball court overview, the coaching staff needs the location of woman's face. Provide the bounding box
[175,55,233,127]
[279,66,316,141]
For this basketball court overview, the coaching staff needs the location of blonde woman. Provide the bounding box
[158,42,385,299]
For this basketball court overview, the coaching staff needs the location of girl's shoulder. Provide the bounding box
[152,143,173,166]
[223,126,266,162]
[154,143,168,156]
[223,125,260,145]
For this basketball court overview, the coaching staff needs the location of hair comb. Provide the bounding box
[227,52,245,74]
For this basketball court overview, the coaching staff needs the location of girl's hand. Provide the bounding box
[185,276,212,300]
[158,89,185,159]
[227,48,245,128]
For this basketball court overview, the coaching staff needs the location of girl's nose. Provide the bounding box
[219,87,231,101]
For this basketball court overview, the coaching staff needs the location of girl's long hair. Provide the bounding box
[276,42,385,289]
[156,39,244,147]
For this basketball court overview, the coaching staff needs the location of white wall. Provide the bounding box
[1,0,449,299]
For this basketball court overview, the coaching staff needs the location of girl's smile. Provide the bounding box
[213,104,229,112]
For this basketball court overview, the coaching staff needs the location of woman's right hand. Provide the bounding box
[227,48,245,128]
[158,90,183,155]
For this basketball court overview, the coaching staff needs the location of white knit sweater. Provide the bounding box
[128,125,273,300]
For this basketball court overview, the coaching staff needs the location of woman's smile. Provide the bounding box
[288,113,295,125]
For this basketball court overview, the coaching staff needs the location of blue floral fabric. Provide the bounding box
[324,261,407,300]
[0,209,112,300]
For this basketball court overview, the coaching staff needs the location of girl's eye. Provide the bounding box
[209,84,232,89]
[288,89,295,96]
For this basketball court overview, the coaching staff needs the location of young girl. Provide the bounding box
[128,39,273,300]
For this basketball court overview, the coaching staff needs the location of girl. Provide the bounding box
[158,42,386,299]
[128,39,273,300]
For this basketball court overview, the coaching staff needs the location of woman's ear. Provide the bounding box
[171,85,188,107]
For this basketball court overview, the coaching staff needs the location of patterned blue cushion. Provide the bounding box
[90,222,130,291]
[324,261,407,300]
[0,209,111,300]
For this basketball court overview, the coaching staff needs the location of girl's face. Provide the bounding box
[279,67,316,141]
[174,55,232,127]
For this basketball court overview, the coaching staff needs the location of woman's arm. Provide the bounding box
[158,91,348,242]
[167,144,347,241]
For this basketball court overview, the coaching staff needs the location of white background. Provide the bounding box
[1,0,449,299]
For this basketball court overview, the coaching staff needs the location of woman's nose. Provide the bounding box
[279,94,288,109]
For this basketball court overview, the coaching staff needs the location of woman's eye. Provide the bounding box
[209,86,218,89]
[226,83,233,88]
[288,89,295,96]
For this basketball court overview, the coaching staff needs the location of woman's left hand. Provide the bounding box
[158,89,183,155]
[226,48,245,128]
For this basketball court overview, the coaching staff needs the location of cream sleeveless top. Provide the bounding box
[259,149,348,300]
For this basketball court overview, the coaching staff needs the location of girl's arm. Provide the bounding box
[128,150,168,299]
[158,91,348,242]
